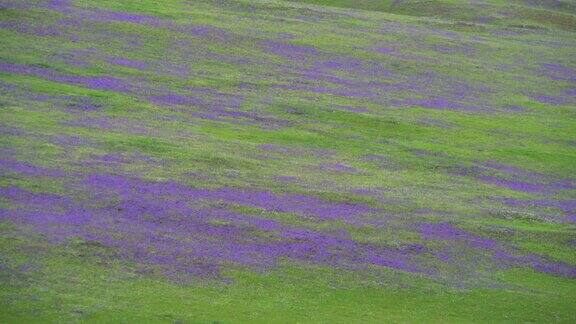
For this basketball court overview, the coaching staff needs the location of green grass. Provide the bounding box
[1,0,575,322]
[1,226,575,323]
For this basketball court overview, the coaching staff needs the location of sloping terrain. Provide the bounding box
[0,0,575,322]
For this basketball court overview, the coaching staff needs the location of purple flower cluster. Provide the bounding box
[0,170,424,280]
[420,222,576,278]
[0,62,133,93]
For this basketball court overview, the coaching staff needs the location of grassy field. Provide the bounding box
[1,0,575,322]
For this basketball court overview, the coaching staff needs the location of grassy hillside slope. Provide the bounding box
[0,0,575,322]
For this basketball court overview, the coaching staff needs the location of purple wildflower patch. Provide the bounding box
[0,61,133,93]
[107,57,148,70]
[540,63,576,82]
[0,158,65,178]
[420,222,576,278]
[261,40,320,61]
[0,174,424,280]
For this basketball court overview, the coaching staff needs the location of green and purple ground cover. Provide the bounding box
[0,0,575,322]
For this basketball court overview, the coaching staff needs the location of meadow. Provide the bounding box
[0,0,575,322]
